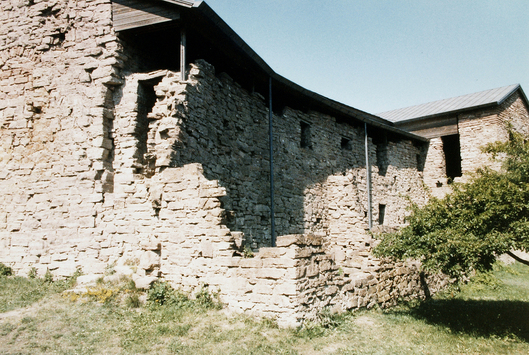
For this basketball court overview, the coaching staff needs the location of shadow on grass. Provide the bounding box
[395,299,529,341]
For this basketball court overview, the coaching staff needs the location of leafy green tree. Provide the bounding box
[374,129,529,279]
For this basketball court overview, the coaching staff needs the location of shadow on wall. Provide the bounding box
[115,60,428,249]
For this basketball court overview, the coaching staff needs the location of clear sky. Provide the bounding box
[202,0,529,115]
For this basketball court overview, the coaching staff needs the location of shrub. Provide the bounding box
[0,263,12,276]
[28,267,38,279]
[147,281,176,305]
[194,285,222,310]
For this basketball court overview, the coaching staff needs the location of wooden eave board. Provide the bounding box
[112,0,180,32]
[398,116,458,139]
[408,125,458,139]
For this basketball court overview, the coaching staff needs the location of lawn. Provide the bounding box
[0,262,528,354]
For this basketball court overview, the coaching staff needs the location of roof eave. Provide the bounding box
[394,84,529,127]
[193,2,425,142]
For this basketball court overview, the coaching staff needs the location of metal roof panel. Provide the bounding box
[378,84,521,123]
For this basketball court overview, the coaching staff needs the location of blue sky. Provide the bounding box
[203,0,529,114]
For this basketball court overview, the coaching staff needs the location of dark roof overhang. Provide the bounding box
[113,0,428,143]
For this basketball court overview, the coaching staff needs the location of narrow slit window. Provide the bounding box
[441,134,462,182]
[341,137,352,150]
[300,121,312,149]
[376,143,388,176]
[378,204,386,225]
[416,153,425,172]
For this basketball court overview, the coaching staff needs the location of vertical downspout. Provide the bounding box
[364,122,373,229]
[269,77,276,247]
[180,29,186,81]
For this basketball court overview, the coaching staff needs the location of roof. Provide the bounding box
[378,84,524,124]
[114,0,427,142]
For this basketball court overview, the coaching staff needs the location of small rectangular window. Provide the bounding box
[416,153,425,172]
[378,204,386,225]
[341,137,352,150]
[441,134,462,182]
[300,121,312,149]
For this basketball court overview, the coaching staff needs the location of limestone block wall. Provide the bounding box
[458,112,506,176]
[0,0,446,325]
[421,91,529,196]
[130,60,428,252]
[215,234,446,327]
[499,92,529,135]
[0,0,122,276]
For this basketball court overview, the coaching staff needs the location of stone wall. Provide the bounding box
[422,91,529,197]
[0,0,121,276]
[129,60,428,251]
[0,0,444,327]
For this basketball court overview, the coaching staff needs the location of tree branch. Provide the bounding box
[506,251,529,266]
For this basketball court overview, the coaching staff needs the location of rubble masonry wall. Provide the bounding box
[0,0,445,326]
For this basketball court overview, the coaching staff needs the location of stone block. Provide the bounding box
[238,258,263,268]
[139,251,160,270]
[256,247,285,259]
[133,275,158,290]
[255,268,285,280]
[275,234,303,247]
[274,281,297,296]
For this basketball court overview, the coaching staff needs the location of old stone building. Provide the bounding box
[0,0,525,326]
[379,84,529,197]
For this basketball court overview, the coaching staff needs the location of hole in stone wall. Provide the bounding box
[378,204,386,225]
[40,6,60,17]
[300,121,312,149]
[416,153,425,172]
[376,142,388,176]
[51,31,65,45]
[441,134,462,182]
[159,129,170,140]
[137,79,161,173]
[341,137,352,151]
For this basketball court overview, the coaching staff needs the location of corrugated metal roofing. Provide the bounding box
[378,84,521,123]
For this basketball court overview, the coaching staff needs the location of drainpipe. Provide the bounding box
[269,77,276,247]
[364,122,373,229]
[180,29,186,81]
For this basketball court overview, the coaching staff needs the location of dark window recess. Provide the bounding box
[376,143,389,176]
[378,204,386,225]
[341,137,352,150]
[416,153,425,172]
[441,134,462,182]
[137,80,159,173]
[300,121,312,149]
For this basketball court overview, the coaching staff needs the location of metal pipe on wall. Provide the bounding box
[269,77,276,247]
[180,29,186,81]
[364,122,373,229]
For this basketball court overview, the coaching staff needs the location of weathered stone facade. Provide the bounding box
[386,88,529,198]
[1,0,502,326]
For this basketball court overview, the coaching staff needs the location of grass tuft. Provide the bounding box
[0,261,528,354]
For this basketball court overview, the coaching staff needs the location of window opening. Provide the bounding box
[441,134,462,182]
[300,121,312,149]
[341,137,352,150]
[416,153,425,172]
[378,204,386,225]
[137,79,160,175]
[376,142,388,176]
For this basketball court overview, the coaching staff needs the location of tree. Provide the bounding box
[374,129,529,279]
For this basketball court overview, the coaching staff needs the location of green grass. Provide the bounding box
[0,275,73,313]
[1,262,528,354]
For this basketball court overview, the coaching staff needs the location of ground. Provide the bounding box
[0,262,528,354]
